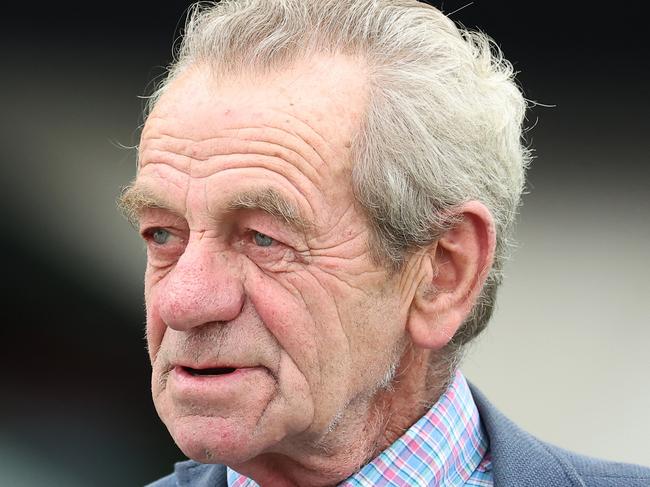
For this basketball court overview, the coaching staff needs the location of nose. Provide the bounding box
[156,242,245,331]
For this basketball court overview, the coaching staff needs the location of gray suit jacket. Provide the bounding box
[147,385,650,486]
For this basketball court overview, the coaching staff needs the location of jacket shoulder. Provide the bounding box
[468,382,650,486]
[557,446,650,486]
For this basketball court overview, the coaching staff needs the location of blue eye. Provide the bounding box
[253,232,274,247]
[152,229,170,245]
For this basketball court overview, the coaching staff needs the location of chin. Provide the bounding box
[169,414,269,465]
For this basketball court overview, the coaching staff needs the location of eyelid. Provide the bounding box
[248,226,312,257]
[247,227,287,246]
[141,226,183,244]
[253,230,274,245]
[137,208,188,232]
[140,226,162,239]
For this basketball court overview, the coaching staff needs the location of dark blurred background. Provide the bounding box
[1,1,648,485]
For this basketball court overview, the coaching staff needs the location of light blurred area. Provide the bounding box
[2,1,648,485]
[464,166,650,466]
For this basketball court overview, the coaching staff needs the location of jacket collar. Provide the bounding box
[469,383,586,487]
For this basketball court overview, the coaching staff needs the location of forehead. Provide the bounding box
[135,55,369,233]
[142,55,368,164]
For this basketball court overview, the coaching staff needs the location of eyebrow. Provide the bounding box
[117,183,311,235]
[226,188,312,235]
[117,183,178,227]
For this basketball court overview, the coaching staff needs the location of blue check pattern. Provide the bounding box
[228,371,492,486]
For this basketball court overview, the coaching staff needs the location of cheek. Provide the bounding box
[248,276,319,369]
[247,270,354,388]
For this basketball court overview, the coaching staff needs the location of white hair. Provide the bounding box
[145,0,531,361]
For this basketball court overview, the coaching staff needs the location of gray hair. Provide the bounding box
[145,0,531,366]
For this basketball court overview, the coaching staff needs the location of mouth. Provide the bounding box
[181,366,238,377]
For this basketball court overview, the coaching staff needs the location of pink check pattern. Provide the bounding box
[227,371,492,486]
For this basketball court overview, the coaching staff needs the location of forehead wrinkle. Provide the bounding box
[226,188,313,235]
[260,108,357,182]
[142,125,329,187]
[282,114,352,177]
[138,115,191,170]
[257,108,346,176]
[221,124,327,182]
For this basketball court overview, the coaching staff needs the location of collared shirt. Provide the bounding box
[227,371,493,486]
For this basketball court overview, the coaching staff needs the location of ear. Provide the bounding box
[406,201,496,350]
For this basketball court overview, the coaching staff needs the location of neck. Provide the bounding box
[232,347,449,486]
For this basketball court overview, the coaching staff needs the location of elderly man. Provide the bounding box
[119,0,649,486]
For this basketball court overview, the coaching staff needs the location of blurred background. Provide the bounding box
[1,1,648,485]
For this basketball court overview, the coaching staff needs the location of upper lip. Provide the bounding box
[175,362,240,370]
[166,361,275,381]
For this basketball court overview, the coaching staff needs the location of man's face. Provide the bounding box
[134,57,412,465]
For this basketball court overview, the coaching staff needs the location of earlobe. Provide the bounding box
[406,201,496,350]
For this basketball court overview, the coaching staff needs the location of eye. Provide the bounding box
[151,228,170,245]
[253,231,274,247]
